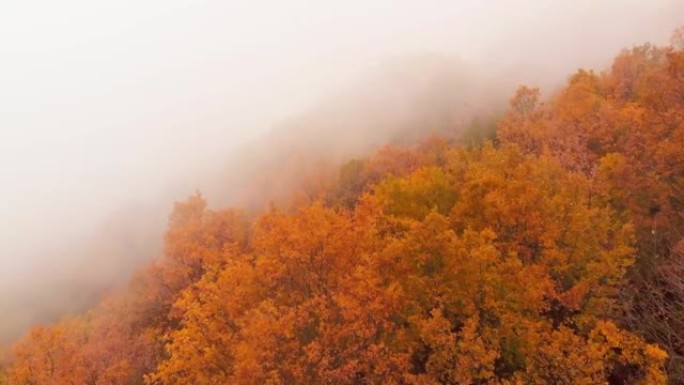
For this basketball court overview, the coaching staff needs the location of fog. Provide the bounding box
[0,0,682,342]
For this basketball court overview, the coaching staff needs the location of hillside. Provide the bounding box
[2,29,683,384]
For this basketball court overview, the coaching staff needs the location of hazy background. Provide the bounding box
[1,0,682,342]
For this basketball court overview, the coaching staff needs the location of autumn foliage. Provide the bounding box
[4,29,684,384]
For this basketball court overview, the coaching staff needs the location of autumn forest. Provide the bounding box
[2,29,684,385]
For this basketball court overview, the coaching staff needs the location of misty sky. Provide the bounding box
[1,0,683,337]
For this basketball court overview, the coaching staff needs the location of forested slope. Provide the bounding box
[2,29,683,384]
